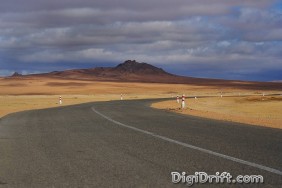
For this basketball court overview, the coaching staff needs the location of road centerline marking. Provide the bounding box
[91,106,282,176]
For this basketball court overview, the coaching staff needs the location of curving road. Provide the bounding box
[0,99,281,187]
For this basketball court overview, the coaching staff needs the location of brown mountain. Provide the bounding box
[10,72,23,77]
[114,60,170,75]
[37,60,175,82]
[8,60,282,90]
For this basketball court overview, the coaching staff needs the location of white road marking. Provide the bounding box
[91,107,282,176]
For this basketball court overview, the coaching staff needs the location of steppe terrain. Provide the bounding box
[0,76,214,117]
[1,60,282,129]
[152,95,282,129]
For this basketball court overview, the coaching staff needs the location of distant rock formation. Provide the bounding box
[114,60,170,75]
[11,72,22,77]
[40,60,174,82]
[4,60,282,90]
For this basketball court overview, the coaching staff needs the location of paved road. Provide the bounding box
[0,99,281,187]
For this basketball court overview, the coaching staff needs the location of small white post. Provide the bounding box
[120,94,123,100]
[181,94,185,109]
[195,96,197,100]
[59,96,62,105]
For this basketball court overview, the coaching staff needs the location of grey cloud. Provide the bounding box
[1,0,273,13]
[1,19,222,50]
[0,0,281,81]
[219,7,282,41]
[0,0,275,28]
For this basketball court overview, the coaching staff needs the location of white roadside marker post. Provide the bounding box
[176,95,179,103]
[181,94,185,109]
[59,96,62,105]
[120,94,123,100]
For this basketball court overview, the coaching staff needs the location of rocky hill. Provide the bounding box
[6,60,282,90]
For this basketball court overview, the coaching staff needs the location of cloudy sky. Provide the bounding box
[0,0,282,81]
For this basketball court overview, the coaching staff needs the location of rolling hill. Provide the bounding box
[7,60,282,90]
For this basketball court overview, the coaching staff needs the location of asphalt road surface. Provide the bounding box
[0,99,281,187]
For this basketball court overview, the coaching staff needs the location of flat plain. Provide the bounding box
[152,95,282,129]
[1,76,281,130]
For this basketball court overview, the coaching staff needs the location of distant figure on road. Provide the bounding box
[59,96,62,105]
[181,94,185,109]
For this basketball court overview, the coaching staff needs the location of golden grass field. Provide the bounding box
[0,77,205,117]
[0,77,222,95]
[0,94,165,117]
[152,95,282,129]
[1,77,281,129]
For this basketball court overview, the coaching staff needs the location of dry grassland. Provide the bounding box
[152,95,282,129]
[1,77,281,130]
[0,77,206,117]
[0,94,165,117]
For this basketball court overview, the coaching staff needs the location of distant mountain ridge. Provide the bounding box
[6,60,282,90]
[37,60,176,82]
[11,72,22,77]
[114,60,170,75]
